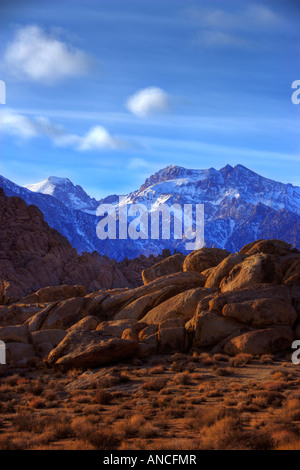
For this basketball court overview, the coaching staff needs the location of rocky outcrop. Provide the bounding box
[205,254,246,288]
[222,298,297,328]
[48,330,139,369]
[114,285,181,321]
[86,271,206,321]
[6,342,36,367]
[284,259,300,286]
[186,310,243,348]
[142,254,185,284]
[219,254,283,292]
[140,287,215,324]
[0,325,30,344]
[224,327,294,355]
[31,329,66,347]
[1,224,300,368]
[209,284,292,312]
[239,239,298,257]
[183,248,231,274]
[0,188,130,304]
[0,304,44,326]
[40,240,299,362]
[96,319,146,338]
[21,285,86,304]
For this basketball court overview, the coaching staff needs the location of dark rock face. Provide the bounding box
[0,188,129,303]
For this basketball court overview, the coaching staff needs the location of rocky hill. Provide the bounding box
[0,187,130,303]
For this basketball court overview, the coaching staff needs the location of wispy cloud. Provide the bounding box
[199,30,250,48]
[128,157,150,170]
[189,4,283,48]
[0,110,129,151]
[194,4,282,30]
[4,25,93,83]
[126,87,171,117]
[0,111,38,138]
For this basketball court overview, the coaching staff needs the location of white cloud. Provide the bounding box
[0,110,38,138]
[0,110,128,151]
[79,126,126,151]
[126,87,171,117]
[4,25,92,83]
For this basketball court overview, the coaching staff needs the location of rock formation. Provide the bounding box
[1,191,300,369]
[0,188,129,303]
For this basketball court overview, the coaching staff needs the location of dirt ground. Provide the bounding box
[0,351,300,450]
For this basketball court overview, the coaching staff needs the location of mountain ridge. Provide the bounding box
[0,164,299,259]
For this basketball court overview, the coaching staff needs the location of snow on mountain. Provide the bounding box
[0,164,299,260]
[110,164,300,255]
[128,164,300,216]
[25,176,99,214]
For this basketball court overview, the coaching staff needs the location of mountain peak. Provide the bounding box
[26,176,71,195]
[47,176,72,185]
[25,176,99,213]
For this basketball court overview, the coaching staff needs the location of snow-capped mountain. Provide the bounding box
[0,164,299,260]
[25,176,99,214]
[109,164,300,255]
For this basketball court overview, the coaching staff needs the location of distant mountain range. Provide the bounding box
[1,164,300,260]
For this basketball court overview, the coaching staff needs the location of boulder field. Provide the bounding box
[1,238,300,370]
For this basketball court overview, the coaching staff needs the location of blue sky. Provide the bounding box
[0,0,300,198]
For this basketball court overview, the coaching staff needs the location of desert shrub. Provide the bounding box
[13,412,37,432]
[198,416,273,450]
[173,371,191,385]
[213,353,229,362]
[86,430,120,450]
[114,415,145,438]
[72,416,94,438]
[229,353,253,367]
[47,420,74,440]
[148,365,165,375]
[141,378,168,391]
[187,404,238,430]
[199,353,216,366]
[272,370,287,380]
[98,372,130,389]
[214,367,232,377]
[93,390,113,405]
[0,436,29,450]
[259,354,274,364]
[162,407,186,419]
[283,397,300,421]
[29,397,46,409]
[262,381,284,392]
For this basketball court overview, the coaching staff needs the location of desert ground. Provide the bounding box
[1,351,300,451]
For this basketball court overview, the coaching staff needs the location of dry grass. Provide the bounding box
[0,354,299,450]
